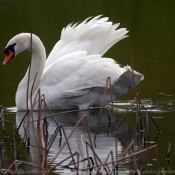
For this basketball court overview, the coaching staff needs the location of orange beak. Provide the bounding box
[3,50,14,66]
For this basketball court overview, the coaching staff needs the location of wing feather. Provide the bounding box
[41,16,131,99]
[46,15,128,67]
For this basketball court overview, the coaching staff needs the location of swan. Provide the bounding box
[3,15,144,110]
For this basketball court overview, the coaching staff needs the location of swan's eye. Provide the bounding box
[4,48,8,55]
[4,43,16,58]
[3,43,16,66]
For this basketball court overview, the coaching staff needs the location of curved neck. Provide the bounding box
[16,34,46,109]
[26,34,46,91]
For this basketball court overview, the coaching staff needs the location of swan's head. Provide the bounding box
[3,33,30,66]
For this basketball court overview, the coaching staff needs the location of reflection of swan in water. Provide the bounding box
[16,109,137,173]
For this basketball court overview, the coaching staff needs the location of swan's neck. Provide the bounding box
[16,34,46,109]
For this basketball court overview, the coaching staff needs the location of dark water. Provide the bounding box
[15,109,137,174]
[0,0,175,174]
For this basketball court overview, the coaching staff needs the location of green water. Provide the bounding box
[0,0,175,174]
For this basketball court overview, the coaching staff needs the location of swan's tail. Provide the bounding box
[61,15,128,56]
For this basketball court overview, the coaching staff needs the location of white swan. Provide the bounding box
[3,15,144,110]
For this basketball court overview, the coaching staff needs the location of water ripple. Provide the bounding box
[112,99,175,113]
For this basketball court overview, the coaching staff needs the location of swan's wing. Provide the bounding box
[61,15,128,55]
[60,64,143,100]
[41,51,124,88]
[40,51,143,100]
[62,88,91,98]
[45,15,128,67]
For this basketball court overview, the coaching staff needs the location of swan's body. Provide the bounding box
[3,16,144,110]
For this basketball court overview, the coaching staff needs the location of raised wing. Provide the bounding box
[45,15,128,67]
[39,16,136,101]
